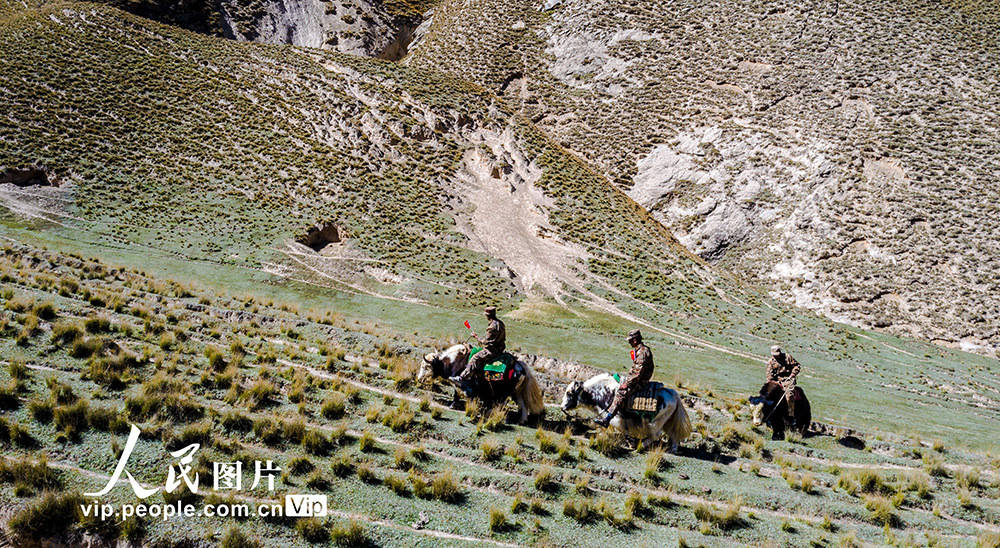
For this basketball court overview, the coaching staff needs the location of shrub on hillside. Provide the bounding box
[0,456,60,490]
[330,451,354,478]
[430,469,462,502]
[126,374,203,422]
[864,495,900,527]
[562,498,595,523]
[692,498,744,531]
[302,429,331,456]
[380,401,416,433]
[8,358,30,380]
[0,380,19,410]
[222,411,252,432]
[54,399,90,439]
[295,518,328,543]
[305,471,329,490]
[838,469,893,496]
[384,473,409,496]
[28,398,54,423]
[534,466,557,492]
[84,316,112,334]
[86,405,128,434]
[220,527,260,548]
[488,507,507,533]
[288,456,315,475]
[330,520,366,547]
[589,427,623,457]
[120,516,146,543]
[243,380,278,410]
[8,491,83,542]
[321,393,347,419]
[356,462,379,484]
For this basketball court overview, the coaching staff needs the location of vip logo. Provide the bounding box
[285,494,328,517]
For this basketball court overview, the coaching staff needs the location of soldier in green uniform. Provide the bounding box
[595,329,654,427]
[451,306,506,396]
[766,345,801,424]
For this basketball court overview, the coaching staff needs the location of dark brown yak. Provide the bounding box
[749,381,811,440]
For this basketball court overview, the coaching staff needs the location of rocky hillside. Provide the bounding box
[0,0,735,327]
[406,0,1000,356]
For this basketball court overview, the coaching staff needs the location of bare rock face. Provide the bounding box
[219,0,418,58]
[85,0,426,58]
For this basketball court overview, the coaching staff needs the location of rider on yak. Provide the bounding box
[450,306,506,397]
[766,345,801,425]
[594,329,654,427]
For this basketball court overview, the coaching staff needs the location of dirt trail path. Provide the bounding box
[776,450,1000,481]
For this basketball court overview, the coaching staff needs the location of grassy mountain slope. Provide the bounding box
[1,242,999,547]
[0,0,714,316]
[406,0,1000,356]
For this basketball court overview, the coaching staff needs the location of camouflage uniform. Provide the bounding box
[766,353,800,418]
[460,316,506,380]
[606,341,654,416]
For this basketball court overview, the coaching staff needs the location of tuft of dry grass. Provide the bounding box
[321,393,347,419]
[534,466,557,492]
[562,498,594,524]
[430,469,462,503]
[510,493,526,514]
[480,437,503,461]
[356,462,379,484]
[488,507,507,533]
[692,497,744,531]
[589,427,623,457]
[330,520,366,547]
[978,532,1000,548]
[863,495,900,527]
[358,431,376,452]
[955,467,981,490]
[380,401,416,433]
[923,454,949,477]
[384,473,409,496]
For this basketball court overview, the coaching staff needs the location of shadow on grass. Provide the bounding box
[675,445,736,465]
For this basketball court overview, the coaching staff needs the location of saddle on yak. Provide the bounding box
[470,347,520,382]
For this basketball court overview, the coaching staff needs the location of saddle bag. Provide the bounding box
[472,347,518,382]
[627,382,664,415]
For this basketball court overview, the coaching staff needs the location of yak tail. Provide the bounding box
[517,364,546,416]
[665,389,692,443]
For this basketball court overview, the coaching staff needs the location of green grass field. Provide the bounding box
[1,233,998,546]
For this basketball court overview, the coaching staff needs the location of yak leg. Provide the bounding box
[450,388,463,410]
[771,416,785,440]
[513,391,528,425]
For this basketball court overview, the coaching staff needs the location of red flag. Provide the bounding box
[631,349,635,362]
[464,320,471,330]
